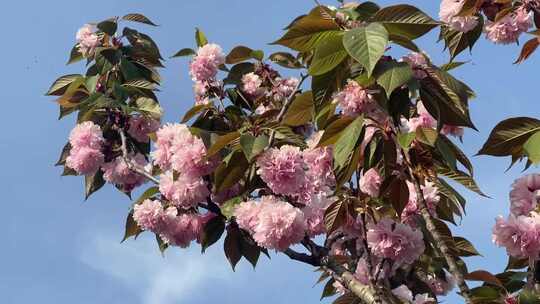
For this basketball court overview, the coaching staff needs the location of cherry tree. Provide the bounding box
[46,1,540,303]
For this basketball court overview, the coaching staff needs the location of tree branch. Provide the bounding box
[117,128,160,185]
[399,147,472,303]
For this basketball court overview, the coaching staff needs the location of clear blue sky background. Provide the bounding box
[2,1,540,303]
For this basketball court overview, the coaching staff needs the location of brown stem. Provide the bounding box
[399,148,471,303]
[117,128,159,185]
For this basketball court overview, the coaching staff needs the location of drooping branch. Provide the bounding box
[117,128,160,185]
[398,147,472,303]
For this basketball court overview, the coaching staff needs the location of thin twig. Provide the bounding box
[267,74,308,148]
[118,128,159,184]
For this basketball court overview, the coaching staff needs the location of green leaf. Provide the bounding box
[519,290,540,304]
[436,137,457,170]
[464,270,503,287]
[308,32,347,76]
[469,286,501,302]
[320,278,337,300]
[240,134,269,161]
[201,216,225,253]
[441,16,484,60]
[324,199,348,234]
[283,91,314,126]
[334,116,364,168]
[181,103,212,123]
[135,97,163,119]
[133,186,159,206]
[397,132,416,149]
[371,4,439,40]
[85,170,105,200]
[97,19,117,36]
[437,165,487,197]
[46,74,83,96]
[171,48,196,58]
[416,127,438,146]
[195,27,208,47]
[123,78,156,90]
[67,45,83,65]
[121,211,143,242]
[272,6,340,51]
[207,131,240,156]
[374,60,413,97]
[523,131,540,164]
[441,61,468,71]
[269,52,303,69]
[226,46,263,64]
[343,22,389,77]
[122,13,158,26]
[221,197,243,219]
[214,151,249,192]
[478,117,540,157]
[318,116,355,147]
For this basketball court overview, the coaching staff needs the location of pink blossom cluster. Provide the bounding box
[235,196,306,251]
[102,153,147,192]
[333,80,375,117]
[153,123,214,208]
[492,212,540,259]
[485,8,532,44]
[402,52,429,79]
[392,285,436,304]
[401,101,464,138]
[132,199,207,248]
[359,168,382,197]
[492,174,540,259]
[127,115,160,143]
[189,43,225,104]
[366,218,425,266]
[509,174,540,216]
[439,0,479,32]
[65,121,105,175]
[241,72,263,96]
[302,193,334,237]
[257,142,334,201]
[402,181,441,226]
[76,24,100,56]
[272,77,300,101]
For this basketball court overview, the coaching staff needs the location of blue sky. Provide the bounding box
[2,0,540,303]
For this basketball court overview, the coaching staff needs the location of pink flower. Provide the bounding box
[272,77,299,101]
[133,199,164,231]
[302,193,334,237]
[127,115,160,143]
[439,0,479,32]
[401,101,437,132]
[492,212,540,259]
[235,200,263,233]
[159,208,203,248]
[367,218,425,266]
[189,43,225,82]
[402,52,429,79]
[334,80,375,116]
[153,123,215,176]
[303,143,335,194]
[413,293,436,304]
[159,172,210,209]
[257,145,306,196]
[485,8,531,44]
[392,285,414,302]
[102,153,147,191]
[402,181,440,225]
[425,272,455,296]
[241,72,263,95]
[76,24,100,56]
[251,196,306,251]
[359,168,382,197]
[509,174,540,216]
[353,257,373,285]
[66,146,104,175]
[441,125,464,138]
[69,121,104,150]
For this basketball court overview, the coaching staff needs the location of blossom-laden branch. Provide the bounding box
[117,128,159,185]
